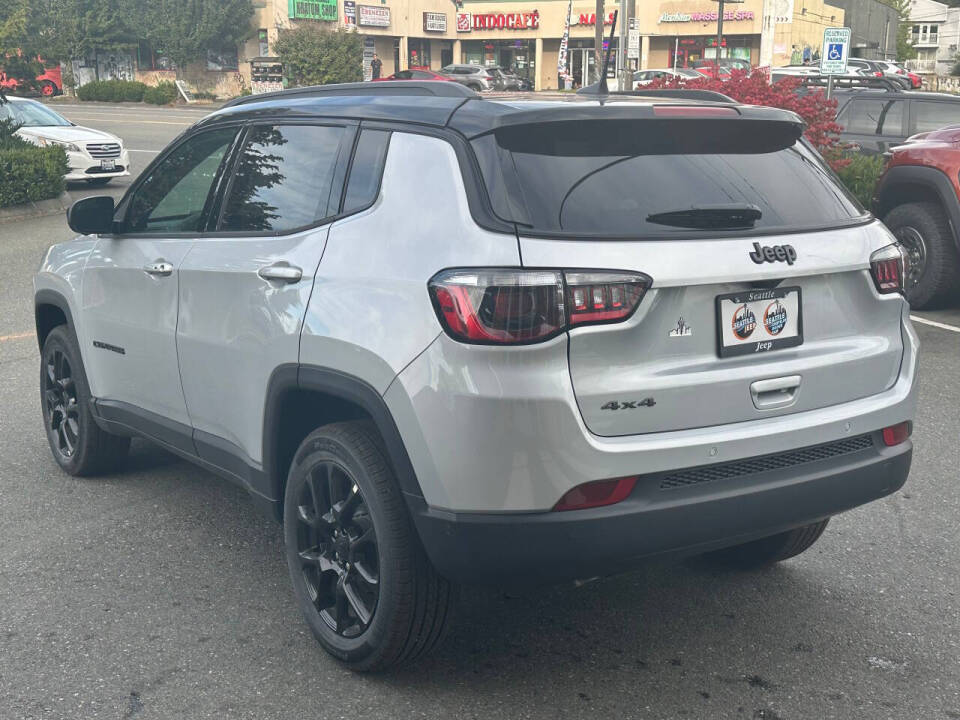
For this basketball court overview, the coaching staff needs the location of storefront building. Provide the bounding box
[233,0,844,94]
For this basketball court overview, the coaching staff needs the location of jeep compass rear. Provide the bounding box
[37,84,916,671]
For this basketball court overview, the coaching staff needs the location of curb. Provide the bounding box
[0,191,72,224]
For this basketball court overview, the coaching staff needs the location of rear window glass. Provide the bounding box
[471,119,866,237]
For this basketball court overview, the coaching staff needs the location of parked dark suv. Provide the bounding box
[834,88,960,154]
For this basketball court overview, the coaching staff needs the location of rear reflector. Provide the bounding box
[553,476,638,512]
[881,422,911,447]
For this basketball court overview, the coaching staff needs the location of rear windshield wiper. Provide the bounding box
[646,204,762,230]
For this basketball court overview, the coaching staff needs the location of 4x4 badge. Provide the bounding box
[749,242,797,265]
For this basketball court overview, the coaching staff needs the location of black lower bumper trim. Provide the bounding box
[411,438,912,587]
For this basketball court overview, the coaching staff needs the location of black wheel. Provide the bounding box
[467,83,482,91]
[702,519,830,569]
[283,421,454,671]
[884,201,960,309]
[40,326,130,475]
[86,178,111,186]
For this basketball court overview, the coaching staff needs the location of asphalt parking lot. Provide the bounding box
[1,103,958,720]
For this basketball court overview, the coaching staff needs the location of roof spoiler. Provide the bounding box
[577,87,736,103]
[222,80,479,108]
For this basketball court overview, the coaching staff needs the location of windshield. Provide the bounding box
[0,100,71,127]
[471,119,867,237]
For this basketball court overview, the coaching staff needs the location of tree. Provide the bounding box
[44,0,138,63]
[881,0,916,61]
[0,0,46,90]
[275,25,362,87]
[138,0,254,72]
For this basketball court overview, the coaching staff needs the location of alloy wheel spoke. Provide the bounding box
[352,559,379,586]
[46,360,56,384]
[333,577,349,633]
[344,578,372,626]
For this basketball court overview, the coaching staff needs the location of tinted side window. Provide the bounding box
[342,130,390,214]
[125,127,237,233]
[879,100,905,135]
[220,124,346,233]
[912,101,960,134]
[837,99,887,135]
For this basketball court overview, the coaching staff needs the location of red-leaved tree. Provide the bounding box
[647,71,845,168]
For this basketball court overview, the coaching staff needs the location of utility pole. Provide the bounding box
[619,0,627,89]
[715,0,725,78]
[595,0,605,84]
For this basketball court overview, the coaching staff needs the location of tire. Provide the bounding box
[884,201,960,309]
[283,421,455,671]
[86,178,111,186]
[40,81,56,97]
[467,83,482,91]
[40,325,130,476]
[702,519,830,569]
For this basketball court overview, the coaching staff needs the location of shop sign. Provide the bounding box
[423,11,446,32]
[344,0,356,25]
[358,4,390,27]
[658,9,755,22]
[455,11,540,31]
[570,12,616,26]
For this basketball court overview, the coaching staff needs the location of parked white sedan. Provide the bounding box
[1,96,130,185]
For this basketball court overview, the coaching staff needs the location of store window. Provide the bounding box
[258,29,269,57]
[408,39,431,69]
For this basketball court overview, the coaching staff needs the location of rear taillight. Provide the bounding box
[428,269,651,345]
[870,244,908,295]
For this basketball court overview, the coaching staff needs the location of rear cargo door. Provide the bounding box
[471,110,905,436]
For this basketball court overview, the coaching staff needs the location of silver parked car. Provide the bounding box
[439,63,494,91]
[35,81,917,671]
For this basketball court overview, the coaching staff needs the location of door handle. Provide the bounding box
[750,375,802,410]
[258,263,303,284]
[143,260,173,277]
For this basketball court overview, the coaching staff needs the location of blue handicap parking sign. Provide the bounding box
[827,43,843,60]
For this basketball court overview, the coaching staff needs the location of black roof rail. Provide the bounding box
[222,80,479,108]
[792,75,900,92]
[577,86,736,103]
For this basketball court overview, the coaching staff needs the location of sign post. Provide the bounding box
[820,26,851,99]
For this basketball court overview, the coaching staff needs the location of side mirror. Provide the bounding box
[66,195,116,235]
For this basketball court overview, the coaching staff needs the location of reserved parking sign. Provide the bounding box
[820,27,851,75]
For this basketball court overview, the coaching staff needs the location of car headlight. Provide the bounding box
[37,137,81,152]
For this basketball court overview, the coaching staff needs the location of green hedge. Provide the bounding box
[77,79,148,102]
[835,153,887,209]
[0,134,68,208]
[143,81,179,105]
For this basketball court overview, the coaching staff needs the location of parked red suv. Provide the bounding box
[875,124,960,308]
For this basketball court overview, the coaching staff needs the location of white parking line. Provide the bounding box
[911,315,960,333]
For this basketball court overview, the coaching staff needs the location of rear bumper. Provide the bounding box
[411,433,911,586]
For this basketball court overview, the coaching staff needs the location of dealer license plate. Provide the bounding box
[716,286,803,358]
[100,159,116,171]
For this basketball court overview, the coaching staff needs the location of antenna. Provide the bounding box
[597,9,618,96]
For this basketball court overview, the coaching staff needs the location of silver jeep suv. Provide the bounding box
[34,81,917,671]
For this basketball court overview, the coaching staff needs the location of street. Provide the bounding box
[1,103,959,720]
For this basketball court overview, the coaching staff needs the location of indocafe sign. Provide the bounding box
[456,10,541,31]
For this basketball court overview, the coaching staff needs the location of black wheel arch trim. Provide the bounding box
[262,364,426,523]
[34,288,76,352]
[875,165,960,252]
